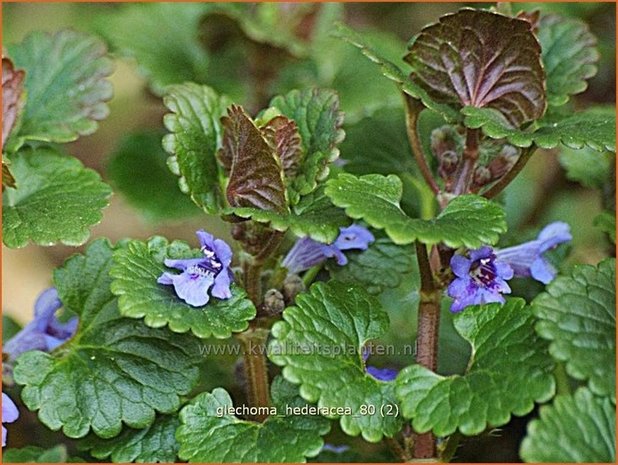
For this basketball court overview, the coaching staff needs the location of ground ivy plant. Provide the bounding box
[2,3,615,463]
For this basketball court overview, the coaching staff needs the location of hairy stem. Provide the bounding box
[243,260,264,308]
[413,242,441,459]
[439,432,463,462]
[238,328,271,422]
[404,95,440,194]
[482,145,537,199]
[452,128,480,195]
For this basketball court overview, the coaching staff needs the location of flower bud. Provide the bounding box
[283,274,305,304]
[438,150,460,177]
[262,289,285,316]
[473,166,492,187]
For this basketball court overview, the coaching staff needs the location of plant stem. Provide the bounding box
[404,95,440,195]
[243,259,264,308]
[482,145,536,199]
[452,128,480,195]
[302,263,323,287]
[238,328,271,422]
[439,432,463,462]
[413,242,441,459]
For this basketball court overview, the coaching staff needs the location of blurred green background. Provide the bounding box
[2,2,615,462]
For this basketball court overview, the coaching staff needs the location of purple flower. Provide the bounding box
[447,246,514,313]
[362,346,398,382]
[158,230,234,307]
[282,225,375,274]
[321,444,350,454]
[3,288,78,361]
[2,392,19,447]
[495,222,572,284]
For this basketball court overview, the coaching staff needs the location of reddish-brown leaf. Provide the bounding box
[219,105,288,213]
[2,57,25,150]
[261,115,303,180]
[406,9,546,127]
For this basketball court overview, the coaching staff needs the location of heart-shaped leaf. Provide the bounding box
[520,388,615,462]
[2,146,112,248]
[396,299,555,437]
[13,240,203,439]
[538,14,599,107]
[176,377,330,462]
[163,83,232,214]
[110,236,256,339]
[532,258,615,400]
[325,173,506,248]
[269,281,403,442]
[406,9,546,127]
[6,30,113,144]
[219,105,288,213]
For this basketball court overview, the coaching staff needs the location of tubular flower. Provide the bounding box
[158,230,234,307]
[447,246,514,313]
[495,221,572,284]
[2,392,19,447]
[3,288,78,361]
[282,224,375,274]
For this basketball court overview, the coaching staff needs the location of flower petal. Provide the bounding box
[333,225,375,251]
[451,255,471,278]
[33,288,62,331]
[530,257,556,284]
[469,246,493,262]
[211,270,233,300]
[538,221,572,252]
[163,257,207,271]
[196,229,216,251]
[171,271,214,307]
[2,393,19,424]
[366,366,398,382]
[213,238,233,267]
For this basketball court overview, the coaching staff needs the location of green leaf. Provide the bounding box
[79,415,179,463]
[405,9,545,127]
[3,445,83,463]
[520,388,615,462]
[594,211,616,243]
[219,105,288,212]
[396,299,555,437]
[2,57,25,152]
[269,89,344,203]
[98,3,209,95]
[327,236,416,294]
[110,236,256,338]
[463,106,616,152]
[325,173,506,248]
[532,258,615,400]
[333,23,459,122]
[162,83,232,214]
[269,281,403,442]
[2,146,112,248]
[228,186,350,243]
[107,131,201,221]
[13,240,203,439]
[176,377,330,462]
[538,14,599,106]
[558,146,613,189]
[7,30,113,144]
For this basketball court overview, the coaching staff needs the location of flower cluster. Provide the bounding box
[158,230,234,307]
[447,222,572,312]
[3,288,78,361]
[282,225,375,274]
